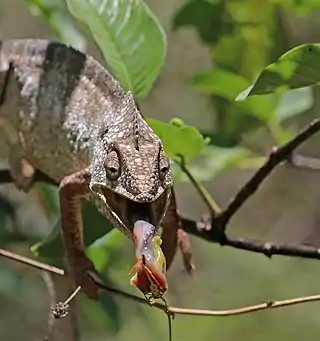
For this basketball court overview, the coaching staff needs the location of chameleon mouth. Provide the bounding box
[91,186,171,236]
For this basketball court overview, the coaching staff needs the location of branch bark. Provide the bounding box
[1,119,320,261]
[2,247,320,318]
[179,118,320,260]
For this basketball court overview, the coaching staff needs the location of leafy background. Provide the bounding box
[1,0,320,340]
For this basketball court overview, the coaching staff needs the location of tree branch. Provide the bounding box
[177,118,320,260]
[182,217,320,259]
[213,118,320,233]
[2,247,320,317]
[175,156,222,216]
[1,119,320,262]
[41,271,57,341]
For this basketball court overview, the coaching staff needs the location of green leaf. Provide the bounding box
[172,0,226,44]
[81,274,122,334]
[191,68,277,122]
[200,131,239,148]
[66,0,166,100]
[191,68,249,100]
[98,288,122,333]
[87,229,124,271]
[31,185,115,261]
[32,186,123,330]
[28,0,86,51]
[147,118,208,162]
[237,44,320,99]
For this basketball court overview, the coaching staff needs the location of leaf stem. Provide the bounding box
[176,155,221,215]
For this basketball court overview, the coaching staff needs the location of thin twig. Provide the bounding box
[176,156,222,215]
[182,217,320,259]
[64,286,81,305]
[2,247,320,317]
[214,118,320,233]
[0,248,64,274]
[41,271,57,341]
[1,120,320,266]
[165,294,320,316]
[176,118,320,260]
[52,286,82,319]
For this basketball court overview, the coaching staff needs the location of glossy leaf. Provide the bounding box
[98,277,122,333]
[28,0,86,51]
[31,188,115,261]
[66,0,166,100]
[87,229,124,271]
[147,118,208,162]
[237,44,320,99]
[192,68,276,122]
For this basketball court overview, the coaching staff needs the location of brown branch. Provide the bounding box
[177,118,320,260]
[2,247,320,317]
[176,156,222,216]
[41,271,57,341]
[1,118,320,262]
[213,118,320,233]
[181,217,320,259]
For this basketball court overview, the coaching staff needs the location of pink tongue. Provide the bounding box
[133,220,156,259]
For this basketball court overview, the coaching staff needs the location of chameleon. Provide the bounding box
[0,39,189,300]
[130,220,168,302]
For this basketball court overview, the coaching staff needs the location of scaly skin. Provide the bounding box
[0,39,175,300]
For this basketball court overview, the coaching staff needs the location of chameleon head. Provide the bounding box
[88,91,173,237]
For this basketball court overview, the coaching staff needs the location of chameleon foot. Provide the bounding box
[70,255,102,301]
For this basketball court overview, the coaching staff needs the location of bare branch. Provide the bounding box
[2,247,320,317]
[176,118,320,260]
[214,118,320,232]
[52,286,81,319]
[182,217,320,259]
[1,119,320,265]
[41,271,57,341]
[176,156,222,216]
[0,248,64,275]
[164,294,320,317]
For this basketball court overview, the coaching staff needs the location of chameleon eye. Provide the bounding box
[104,150,121,180]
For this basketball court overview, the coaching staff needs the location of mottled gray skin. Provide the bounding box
[0,39,174,299]
[0,39,173,236]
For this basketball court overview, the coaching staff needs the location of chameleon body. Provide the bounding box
[0,39,177,299]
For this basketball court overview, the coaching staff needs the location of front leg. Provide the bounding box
[161,191,195,272]
[59,169,101,300]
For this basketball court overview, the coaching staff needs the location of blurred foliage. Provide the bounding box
[173,0,316,147]
[27,0,86,50]
[238,44,320,97]
[1,0,320,339]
